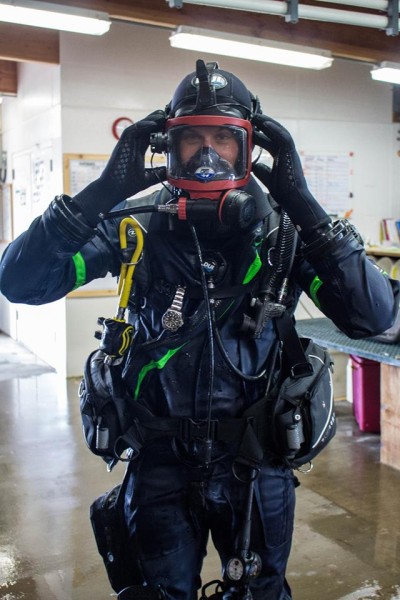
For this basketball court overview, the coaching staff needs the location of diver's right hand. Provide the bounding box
[72,110,166,225]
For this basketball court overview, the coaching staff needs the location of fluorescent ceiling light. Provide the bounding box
[0,0,111,35]
[371,62,400,84]
[170,26,333,70]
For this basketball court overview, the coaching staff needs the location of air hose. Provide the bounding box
[241,211,297,339]
[263,211,297,302]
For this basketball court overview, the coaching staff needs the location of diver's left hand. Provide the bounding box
[251,114,310,205]
[251,113,329,234]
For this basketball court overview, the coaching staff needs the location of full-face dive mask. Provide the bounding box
[150,60,265,230]
[165,115,252,193]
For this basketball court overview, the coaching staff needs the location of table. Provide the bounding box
[295,318,400,367]
[295,318,400,470]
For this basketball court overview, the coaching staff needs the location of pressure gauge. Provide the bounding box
[248,552,262,579]
[112,117,134,140]
[225,557,245,581]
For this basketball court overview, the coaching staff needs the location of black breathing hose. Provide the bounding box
[262,211,297,297]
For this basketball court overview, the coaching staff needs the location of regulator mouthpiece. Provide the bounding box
[184,146,236,183]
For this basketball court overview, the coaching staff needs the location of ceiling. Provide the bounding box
[1,0,400,94]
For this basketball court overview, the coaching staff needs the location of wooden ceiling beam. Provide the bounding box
[0,60,17,95]
[1,0,400,64]
[0,23,59,64]
[43,0,400,63]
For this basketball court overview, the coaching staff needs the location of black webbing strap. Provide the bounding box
[275,313,313,379]
[117,415,266,472]
[115,415,251,459]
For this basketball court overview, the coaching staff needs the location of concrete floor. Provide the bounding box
[0,334,400,600]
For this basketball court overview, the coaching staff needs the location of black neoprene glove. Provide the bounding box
[252,114,331,238]
[72,110,166,226]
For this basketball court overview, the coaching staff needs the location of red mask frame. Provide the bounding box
[166,115,253,195]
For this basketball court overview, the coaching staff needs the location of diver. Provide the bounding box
[0,59,398,600]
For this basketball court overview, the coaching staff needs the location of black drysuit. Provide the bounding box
[0,177,398,600]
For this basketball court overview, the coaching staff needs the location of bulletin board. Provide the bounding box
[63,153,118,298]
[63,153,109,196]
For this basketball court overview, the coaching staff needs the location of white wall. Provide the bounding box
[0,61,67,376]
[1,21,398,375]
[65,296,114,377]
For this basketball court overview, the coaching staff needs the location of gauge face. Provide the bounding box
[248,553,262,579]
[226,557,244,581]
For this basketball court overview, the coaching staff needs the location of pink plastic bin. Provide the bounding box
[350,355,381,433]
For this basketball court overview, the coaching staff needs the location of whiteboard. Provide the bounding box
[301,152,354,217]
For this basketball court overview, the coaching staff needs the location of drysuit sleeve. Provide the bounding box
[0,201,122,305]
[295,227,400,339]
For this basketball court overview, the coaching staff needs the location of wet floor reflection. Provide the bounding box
[0,371,121,599]
[1,352,400,598]
[287,403,400,600]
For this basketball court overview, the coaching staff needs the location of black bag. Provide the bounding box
[79,349,133,469]
[271,315,336,469]
[90,483,135,593]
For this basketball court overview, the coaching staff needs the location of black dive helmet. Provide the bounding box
[151,60,264,230]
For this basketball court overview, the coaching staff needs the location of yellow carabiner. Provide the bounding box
[117,217,144,319]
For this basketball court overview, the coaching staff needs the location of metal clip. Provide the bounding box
[166,0,183,8]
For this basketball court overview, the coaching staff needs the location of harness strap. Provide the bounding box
[122,416,246,446]
[114,413,268,466]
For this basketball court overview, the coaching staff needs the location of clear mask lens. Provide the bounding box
[167,124,248,184]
